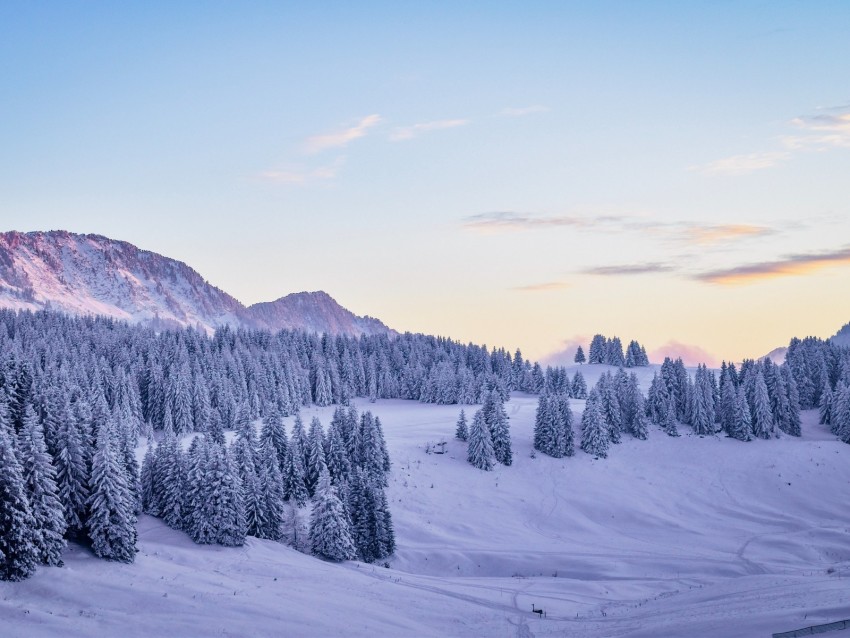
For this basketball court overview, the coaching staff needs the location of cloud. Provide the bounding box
[694,107,850,175]
[693,245,850,285]
[540,335,590,367]
[784,112,850,150]
[389,119,468,142]
[463,212,628,234]
[304,114,381,154]
[500,105,550,117]
[260,158,344,185]
[581,263,674,276]
[691,151,791,176]
[679,224,775,245]
[512,280,571,292]
[647,341,720,368]
[463,212,777,247]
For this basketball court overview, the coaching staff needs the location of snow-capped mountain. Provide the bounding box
[248,291,391,336]
[0,230,394,336]
[832,321,850,348]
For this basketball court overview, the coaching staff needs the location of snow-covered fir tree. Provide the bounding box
[580,391,609,458]
[87,417,137,562]
[310,467,356,562]
[17,405,66,566]
[0,426,40,581]
[467,410,495,471]
[455,409,468,441]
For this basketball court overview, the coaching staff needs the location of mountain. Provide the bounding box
[831,321,850,348]
[0,230,394,336]
[248,291,391,336]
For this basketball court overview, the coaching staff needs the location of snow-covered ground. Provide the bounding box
[2,365,849,637]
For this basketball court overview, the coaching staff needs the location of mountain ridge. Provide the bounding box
[0,230,394,337]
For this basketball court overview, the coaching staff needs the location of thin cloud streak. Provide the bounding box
[582,263,674,276]
[692,151,790,176]
[304,114,381,154]
[463,212,777,246]
[694,245,850,285]
[682,224,775,245]
[512,280,571,292]
[389,119,468,141]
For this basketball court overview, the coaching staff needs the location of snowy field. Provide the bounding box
[2,365,850,637]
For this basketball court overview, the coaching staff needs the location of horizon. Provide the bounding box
[2,3,849,364]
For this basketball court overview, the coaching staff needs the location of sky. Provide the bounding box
[1,1,849,365]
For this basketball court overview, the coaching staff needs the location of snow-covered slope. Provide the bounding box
[832,322,850,348]
[248,291,393,336]
[2,385,848,637]
[0,231,394,337]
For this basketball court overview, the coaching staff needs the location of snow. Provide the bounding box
[2,378,849,637]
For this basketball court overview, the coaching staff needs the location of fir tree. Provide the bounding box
[455,409,468,441]
[257,442,287,541]
[310,467,356,562]
[259,405,288,473]
[571,372,587,399]
[53,399,89,536]
[305,417,326,496]
[215,445,247,546]
[87,418,137,562]
[282,438,309,507]
[819,382,833,426]
[17,406,66,566]
[731,387,753,442]
[751,370,776,440]
[0,426,39,581]
[467,410,495,471]
[574,346,586,365]
[580,393,609,458]
[663,398,679,437]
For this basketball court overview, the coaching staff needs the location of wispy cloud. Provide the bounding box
[463,212,777,247]
[389,119,468,142]
[691,151,791,176]
[512,280,571,292]
[694,245,850,285]
[694,107,850,175]
[784,112,850,150]
[463,212,627,234]
[304,114,381,154]
[581,263,674,276]
[500,105,550,117]
[680,224,775,245]
[260,158,344,185]
[647,341,720,367]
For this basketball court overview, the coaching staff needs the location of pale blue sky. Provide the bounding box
[2,2,849,362]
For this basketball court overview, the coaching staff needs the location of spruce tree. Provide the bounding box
[663,398,679,437]
[0,426,39,581]
[257,442,287,541]
[467,410,495,471]
[54,399,89,536]
[574,346,586,365]
[215,445,247,546]
[751,371,776,439]
[282,438,309,507]
[305,417,326,496]
[571,372,587,399]
[580,393,609,458]
[17,406,66,566]
[310,467,356,562]
[455,409,468,441]
[731,387,753,442]
[259,405,288,473]
[87,418,137,562]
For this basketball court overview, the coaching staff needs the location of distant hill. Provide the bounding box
[832,322,850,348]
[0,230,394,337]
